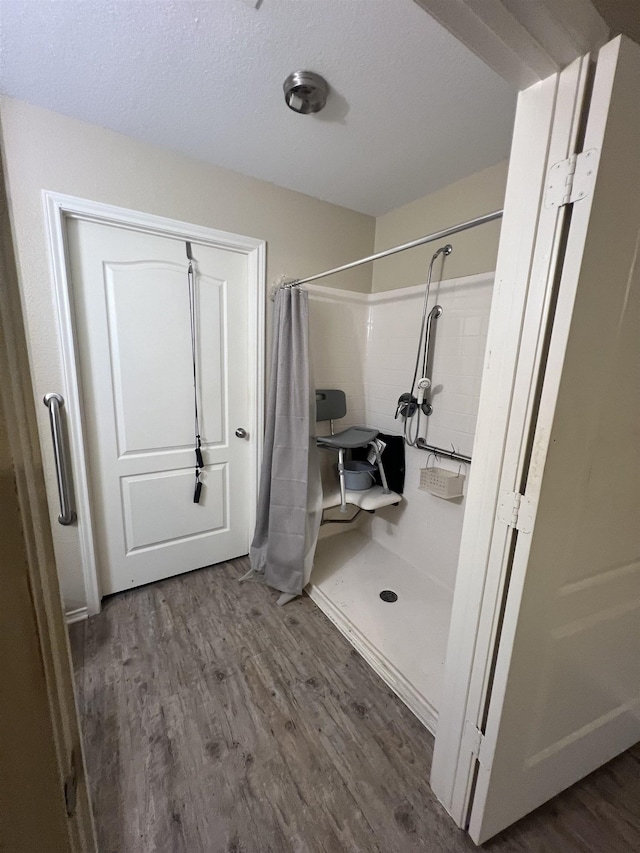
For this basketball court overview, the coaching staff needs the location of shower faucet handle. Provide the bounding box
[395,393,418,420]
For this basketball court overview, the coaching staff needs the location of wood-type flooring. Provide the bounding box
[69,557,640,853]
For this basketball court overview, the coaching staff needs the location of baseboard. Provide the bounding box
[306,583,438,736]
[65,606,88,625]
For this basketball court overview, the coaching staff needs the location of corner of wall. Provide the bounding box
[372,161,509,292]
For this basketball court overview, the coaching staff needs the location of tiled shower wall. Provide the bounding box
[365,273,492,452]
[365,273,493,591]
[307,273,494,591]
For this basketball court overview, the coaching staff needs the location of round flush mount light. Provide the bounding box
[283,71,329,115]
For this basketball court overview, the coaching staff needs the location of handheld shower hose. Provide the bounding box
[396,244,451,446]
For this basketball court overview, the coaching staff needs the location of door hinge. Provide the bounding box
[64,749,78,817]
[464,720,489,768]
[545,149,599,209]
[497,491,536,533]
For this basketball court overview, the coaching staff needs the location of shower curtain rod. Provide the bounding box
[291,209,503,287]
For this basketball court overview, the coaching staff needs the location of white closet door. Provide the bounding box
[469,35,640,843]
[67,219,251,595]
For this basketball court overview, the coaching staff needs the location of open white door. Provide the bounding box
[467,35,640,843]
[431,49,592,828]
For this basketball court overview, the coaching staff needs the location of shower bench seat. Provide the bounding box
[322,484,402,513]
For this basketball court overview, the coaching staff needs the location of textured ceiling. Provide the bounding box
[0,0,517,215]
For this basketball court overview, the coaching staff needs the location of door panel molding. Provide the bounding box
[43,191,265,617]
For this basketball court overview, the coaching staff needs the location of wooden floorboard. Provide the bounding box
[69,557,640,853]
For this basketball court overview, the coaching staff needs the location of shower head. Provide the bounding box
[432,244,453,261]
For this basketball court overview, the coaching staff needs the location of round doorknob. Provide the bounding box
[235,428,248,439]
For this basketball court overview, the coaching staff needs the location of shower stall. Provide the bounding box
[301,214,499,733]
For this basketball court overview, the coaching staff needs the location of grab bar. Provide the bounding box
[425,304,442,344]
[43,393,76,525]
[415,438,471,464]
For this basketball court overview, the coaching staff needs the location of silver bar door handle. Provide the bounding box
[43,393,76,525]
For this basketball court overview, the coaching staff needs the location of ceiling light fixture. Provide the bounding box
[283,71,329,115]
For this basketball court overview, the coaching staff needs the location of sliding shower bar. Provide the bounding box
[421,303,442,416]
[290,209,503,287]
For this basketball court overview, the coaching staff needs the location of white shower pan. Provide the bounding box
[307,529,453,734]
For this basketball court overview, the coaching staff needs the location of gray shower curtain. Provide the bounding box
[249,286,322,600]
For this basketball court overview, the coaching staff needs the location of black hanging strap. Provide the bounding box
[187,242,203,502]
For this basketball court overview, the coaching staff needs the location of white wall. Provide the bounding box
[365,274,493,453]
[0,96,375,612]
[306,272,494,591]
[365,274,493,592]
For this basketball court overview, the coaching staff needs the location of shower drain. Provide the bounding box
[380,590,398,603]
